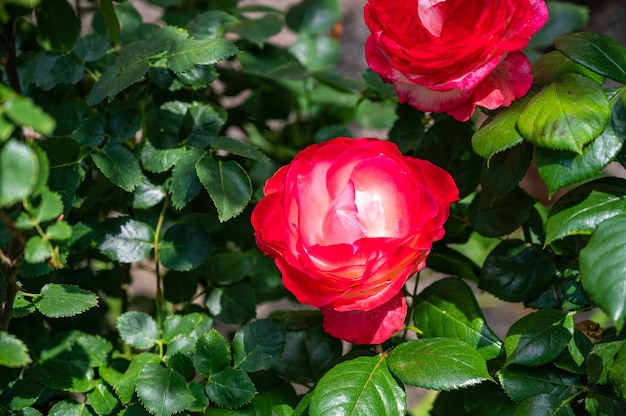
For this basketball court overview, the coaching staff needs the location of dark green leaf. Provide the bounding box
[107,108,142,143]
[311,355,406,415]
[39,136,84,193]
[113,353,161,404]
[498,364,580,403]
[98,218,154,263]
[117,311,159,350]
[0,332,32,367]
[133,179,165,209]
[136,361,195,416]
[585,391,626,416]
[504,310,574,366]
[468,187,536,238]
[1,378,43,410]
[517,74,610,153]
[35,0,80,53]
[232,319,285,372]
[73,115,106,148]
[554,329,592,374]
[555,32,626,84]
[92,144,143,192]
[50,54,84,85]
[169,148,203,209]
[29,188,63,223]
[74,334,113,367]
[162,313,213,357]
[480,240,556,303]
[180,103,225,148]
[34,284,98,318]
[167,38,238,73]
[586,340,626,384]
[86,382,120,416]
[532,51,605,87]
[387,338,493,390]
[205,367,256,409]
[34,359,96,392]
[545,177,626,244]
[229,14,283,47]
[0,139,39,207]
[239,44,308,80]
[536,99,626,197]
[425,245,480,282]
[100,0,120,45]
[185,11,237,39]
[285,0,340,35]
[159,224,212,271]
[48,399,96,416]
[206,250,253,285]
[464,383,517,416]
[513,394,575,416]
[414,278,503,360]
[196,154,252,222]
[480,142,534,202]
[74,34,110,62]
[206,283,256,324]
[211,136,270,163]
[193,329,231,378]
[579,214,626,332]
[140,141,185,173]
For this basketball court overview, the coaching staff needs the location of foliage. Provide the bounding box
[0,0,625,415]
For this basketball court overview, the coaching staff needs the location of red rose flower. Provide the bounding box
[251,138,458,344]
[364,0,548,121]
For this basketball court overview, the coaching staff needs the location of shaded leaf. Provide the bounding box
[232,319,285,372]
[35,0,80,53]
[498,364,580,403]
[205,367,256,409]
[468,187,536,237]
[117,311,159,350]
[167,38,237,73]
[34,284,98,318]
[159,224,212,271]
[91,144,143,192]
[193,329,231,378]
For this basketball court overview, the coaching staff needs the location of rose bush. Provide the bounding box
[252,137,458,344]
[364,0,549,121]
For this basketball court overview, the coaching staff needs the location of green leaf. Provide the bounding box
[513,394,575,416]
[34,359,97,392]
[166,38,238,73]
[503,310,574,366]
[158,224,212,271]
[311,355,405,415]
[239,44,308,80]
[387,338,493,390]
[73,115,106,148]
[3,96,56,135]
[46,220,73,241]
[133,179,165,209]
[34,284,98,318]
[480,240,556,303]
[50,54,84,85]
[205,367,256,409]
[468,188,536,238]
[472,95,530,161]
[48,399,96,416]
[232,319,285,372]
[206,250,253,285]
[193,329,231,378]
[425,245,480,282]
[39,136,84,193]
[545,177,626,244]
[530,2,588,49]
[29,188,63,223]
[35,0,80,53]
[24,236,52,263]
[114,353,161,404]
[413,277,503,360]
[532,51,605,87]
[74,34,110,62]
[498,364,580,403]
[169,148,203,209]
[480,142,534,202]
[0,139,39,207]
[140,140,185,173]
[555,32,626,84]
[117,311,159,349]
[180,102,225,148]
[86,382,120,416]
[554,329,592,374]
[579,214,626,331]
[162,313,213,357]
[136,361,195,416]
[100,0,120,45]
[536,99,626,197]
[585,391,626,416]
[211,136,270,163]
[464,383,517,416]
[229,14,283,47]
[92,144,143,192]
[206,283,256,324]
[285,0,340,35]
[98,218,155,263]
[74,334,113,367]
[517,74,610,153]
[163,270,199,304]
[196,154,252,222]
[107,108,142,143]
[0,332,32,367]
[586,340,626,384]
[185,11,237,39]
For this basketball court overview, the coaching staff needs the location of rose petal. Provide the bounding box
[473,52,533,110]
[322,291,408,344]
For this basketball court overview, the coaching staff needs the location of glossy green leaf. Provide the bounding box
[206,283,256,324]
[33,359,96,392]
[229,14,283,47]
[167,38,237,73]
[498,364,580,403]
[162,312,213,357]
[35,0,80,53]
[0,332,32,367]
[169,148,203,209]
[205,367,256,409]
[513,394,575,416]
[113,353,161,404]
[136,361,195,416]
[532,51,605,87]
[48,399,96,416]
[132,179,165,209]
[0,139,39,207]
[285,0,340,35]
[232,319,285,372]
[472,95,530,161]
[117,311,159,349]
[74,334,113,368]
[480,141,534,202]
[464,383,517,416]
[480,240,556,303]
[211,136,270,163]
[545,177,626,244]
[504,310,573,366]
[193,329,231,378]
[3,96,56,135]
[579,214,626,331]
[585,391,626,416]
[86,382,120,416]
[425,245,480,282]
[537,99,626,197]
[413,278,503,360]
[158,224,212,271]
[34,284,98,318]
[311,355,406,415]
[180,102,224,148]
[98,218,155,263]
[92,144,143,192]
[555,32,626,84]
[586,340,626,384]
[140,141,185,173]
[107,108,142,143]
[517,74,609,153]
[468,188,536,238]
[196,154,252,222]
